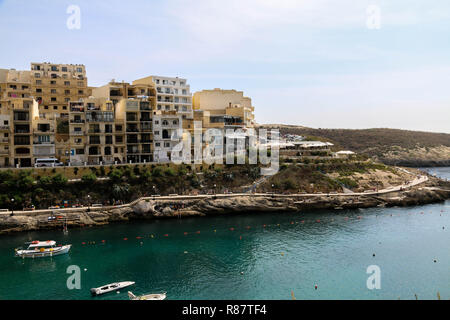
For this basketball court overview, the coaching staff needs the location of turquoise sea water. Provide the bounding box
[0,170,449,300]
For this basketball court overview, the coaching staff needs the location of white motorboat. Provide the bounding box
[128,291,167,300]
[15,240,71,258]
[91,281,135,296]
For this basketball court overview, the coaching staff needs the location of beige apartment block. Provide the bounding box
[193,88,256,129]
[69,98,126,165]
[115,98,153,163]
[1,98,39,167]
[92,80,156,163]
[30,62,88,118]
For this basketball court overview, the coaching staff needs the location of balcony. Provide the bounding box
[70,131,84,136]
[70,119,85,124]
[0,125,9,131]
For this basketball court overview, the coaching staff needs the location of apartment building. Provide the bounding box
[68,98,126,165]
[30,62,89,117]
[193,88,256,129]
[92,80,156,163]
[132,76,193,162]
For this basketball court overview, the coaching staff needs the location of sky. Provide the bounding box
[0,0,449,133]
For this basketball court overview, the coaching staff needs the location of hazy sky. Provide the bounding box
[1,0,449,133]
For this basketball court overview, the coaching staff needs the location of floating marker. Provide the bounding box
[239,236,242,240]
[123,238,128,241]
[291,222,294,225]
[184,232,188,235]
[213,230,216,233]
[196,231,201,234]
[301,221,305,224]
[164,234,169,237]
[150,235,154,238]
[101,240,105,243]
[82,242,86,245]
[184,251,188,254]
[263,224,266,228]
[246,226,251,229]
[315,285,318,290]
[230,227,234,231]
[316,220,320,223]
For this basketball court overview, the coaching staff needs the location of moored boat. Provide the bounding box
[128,291,167,300]
[15,240,71,258]
[91,281,135,296]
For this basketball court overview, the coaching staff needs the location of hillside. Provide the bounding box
[259,125,450,167]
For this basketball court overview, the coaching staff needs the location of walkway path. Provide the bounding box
[1,172,430,216]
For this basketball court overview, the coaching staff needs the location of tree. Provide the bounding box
[81,173,97,184]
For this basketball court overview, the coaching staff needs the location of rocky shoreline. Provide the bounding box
[1,183,449,235]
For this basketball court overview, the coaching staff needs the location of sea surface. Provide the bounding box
[0,168,449,300]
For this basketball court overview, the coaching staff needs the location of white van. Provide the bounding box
[35,158,64,167]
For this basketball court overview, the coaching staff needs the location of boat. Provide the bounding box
[90,281,135,296]
[15,240,71,258]
[128,291,167,300]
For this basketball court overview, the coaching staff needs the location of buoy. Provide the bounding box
[246,226,251,229]
[301,221,305,224]
[291,222,294,225]
[150,235,154,238]
[136,236,142,239]
[101,240,105,243]
[84,268,87,272]
[123,238,128,241]
[184,251,188,254]
[82,242,86,245]
[140,242,143,245]
[281,252,284,256]
[373,254,376,257]
[434,259,437,263]
[314,285,318,290]
[229,227,234,231]
[240,272,244,275]
[239,236,242,240]
[196,231,200,234]
[214,230,216,233]
[164,234,169,237]
[184,232,188,235]
[277,224,280,227]
[357,216,362,219]
[316,219,320,223]
[263,224,266,228]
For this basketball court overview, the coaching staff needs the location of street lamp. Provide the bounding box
[214,184,217,194]
[87,194,91,212]
[10,198,14,217]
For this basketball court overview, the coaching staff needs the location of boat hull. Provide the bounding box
[15,245,71,258]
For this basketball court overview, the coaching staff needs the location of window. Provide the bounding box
[50,80,56,85]
[51,98,57,102]
[155,142,160,147]
[64,81,70,86]
[63,105,67,110]
[164,142,170,147]
[53,106,58,110]
[34,73,40,78]
[62,74,68,79]
[154,120,159,125]
[77,81,84,87]
[76,148,84,154]
[51,66,58,71]
[36,80,42,85]
[51,89,57,94]
[115,125,122,132]
[65,90,70,95]
[62,66,67,72]
[78,90,84,95]
[44,106,49,110]
[36,88,42,93]
[76,67,83,73]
